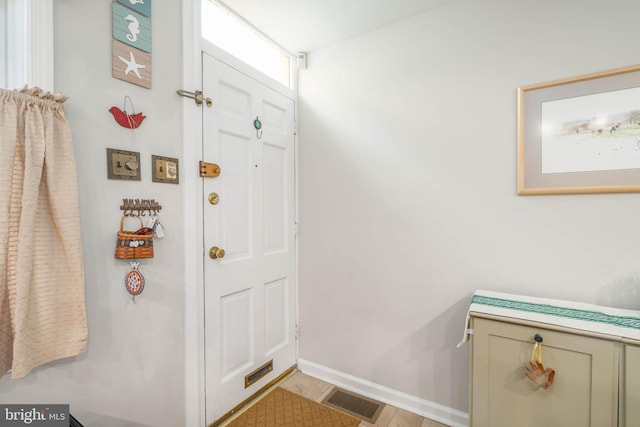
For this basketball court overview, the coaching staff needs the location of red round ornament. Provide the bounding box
[125,261,145,301]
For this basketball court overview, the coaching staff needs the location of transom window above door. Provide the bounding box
[201,0,292,88]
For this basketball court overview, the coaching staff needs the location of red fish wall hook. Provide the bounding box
[109,95,146,129]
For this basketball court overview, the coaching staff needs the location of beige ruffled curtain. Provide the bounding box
[0,87,87,378]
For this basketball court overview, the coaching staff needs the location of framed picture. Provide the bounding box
[518,64,640,195]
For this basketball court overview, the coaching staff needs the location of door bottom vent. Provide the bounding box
[321,388,385,423]
[244,360,273,388]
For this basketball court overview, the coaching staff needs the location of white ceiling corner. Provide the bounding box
[218,0,456,53]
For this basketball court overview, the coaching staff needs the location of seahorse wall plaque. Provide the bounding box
[112,0,152,89]
[116,0,151,18]
[112,2,151,53]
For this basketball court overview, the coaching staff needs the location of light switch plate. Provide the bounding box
[107,148,141,180]
[152,155,179,184]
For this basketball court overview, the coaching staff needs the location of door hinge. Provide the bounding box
[294,324,299,341]
[293,222,299,237]
[199,161,221,178]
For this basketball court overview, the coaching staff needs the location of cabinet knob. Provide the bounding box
[534,334,543,343]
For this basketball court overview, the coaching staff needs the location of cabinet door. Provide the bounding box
[624,345,640,427]
[471,317,618,427]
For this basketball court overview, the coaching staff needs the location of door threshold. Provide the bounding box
[209,364,297,427]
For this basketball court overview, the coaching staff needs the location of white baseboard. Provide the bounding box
[297,359,469,427]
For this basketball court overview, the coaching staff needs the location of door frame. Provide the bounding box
[181,2,299,425]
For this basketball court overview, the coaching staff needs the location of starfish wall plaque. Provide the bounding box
[112,40,152,89]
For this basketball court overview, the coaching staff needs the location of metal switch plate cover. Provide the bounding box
[152,155,179,184]
[107,148,141,180]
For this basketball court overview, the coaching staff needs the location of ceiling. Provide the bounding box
[219,0,455,53]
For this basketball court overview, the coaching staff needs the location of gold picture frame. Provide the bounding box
[518,64,640,195]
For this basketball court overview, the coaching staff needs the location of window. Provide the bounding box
[1,0,53,90]
[0,0,7,86]
[201,0,292,88]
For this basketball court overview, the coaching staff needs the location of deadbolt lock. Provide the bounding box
[199,161,221,178]
[209,246,225,259]
[208,192,220,205]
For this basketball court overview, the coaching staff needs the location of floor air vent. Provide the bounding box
[321,387,385,423]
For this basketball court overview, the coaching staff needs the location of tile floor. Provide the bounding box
[222,370,450,427]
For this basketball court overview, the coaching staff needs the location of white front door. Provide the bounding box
[202,52,297,425]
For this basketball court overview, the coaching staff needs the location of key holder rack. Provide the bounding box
[120,198,162,216]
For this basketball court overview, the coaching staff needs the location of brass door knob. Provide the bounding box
[209,246,225,259]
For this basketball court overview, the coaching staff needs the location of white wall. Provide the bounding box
[0,2,186,426]
[4,0,640,424]
[298,0,640,416]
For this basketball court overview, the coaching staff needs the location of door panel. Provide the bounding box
[202,52,296,425]
[263,100,287,130]
[219,81,251,118]
[220,289,253,379]
[264,142,287,254]
[219,132,252,260]
[264,278,289,355]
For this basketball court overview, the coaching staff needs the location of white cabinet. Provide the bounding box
[623,345,640,427]
[470,315,625,427]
